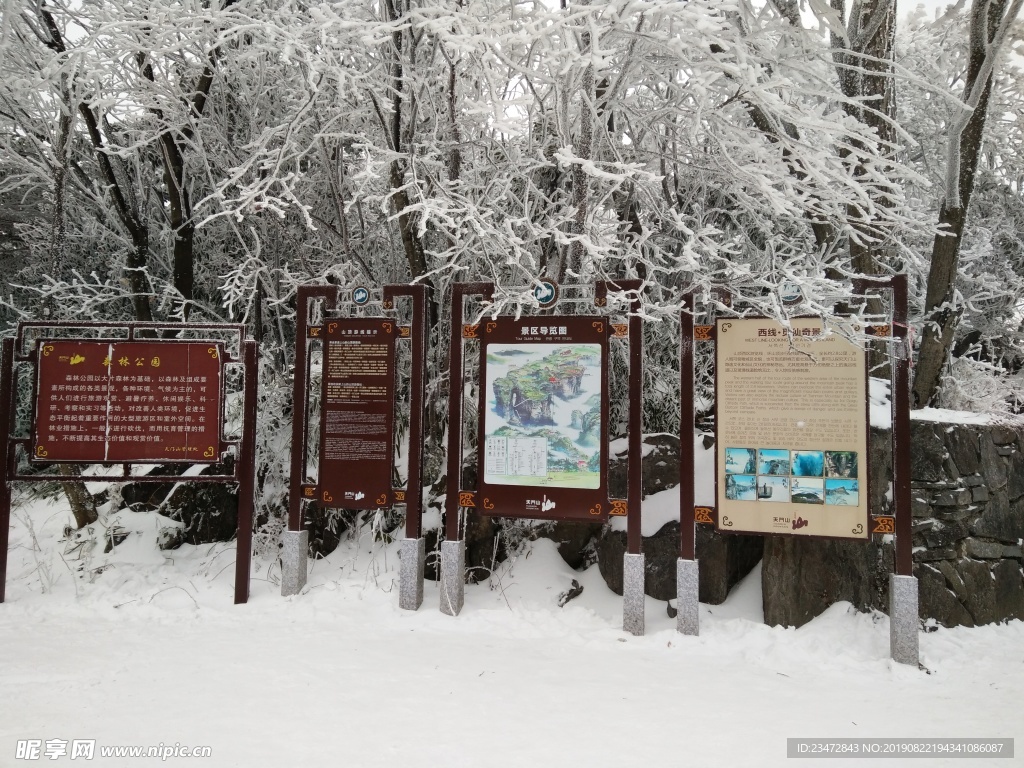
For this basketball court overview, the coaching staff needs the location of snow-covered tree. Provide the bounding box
[2,0,1023,537]
[899,0,1024,408]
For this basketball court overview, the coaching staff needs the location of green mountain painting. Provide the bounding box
[483,344,602,488]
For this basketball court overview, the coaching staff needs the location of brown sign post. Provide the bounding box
[284,284,429,609]
[443,281,647,633]
[1,322,258,605]
[676,291,699,635]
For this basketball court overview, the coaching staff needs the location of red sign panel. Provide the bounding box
[476,316,610,522]
[317,319,397,509]
[34,341,223,463]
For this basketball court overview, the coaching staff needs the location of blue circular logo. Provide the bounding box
[779,281,802,305]
[534,280,558,307]
[352,286,370,305]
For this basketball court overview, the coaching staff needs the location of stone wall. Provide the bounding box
[908,420,1024,627]
[763,419,1024,628]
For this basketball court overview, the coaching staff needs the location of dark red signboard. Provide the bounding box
[317,318,397,509]
[34,341,223,463]
[476,316,610,522]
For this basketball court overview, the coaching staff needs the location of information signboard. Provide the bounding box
[317,318,397,509]
[477,316,609,521]
[715,318,869,539]
[34,341,223,463]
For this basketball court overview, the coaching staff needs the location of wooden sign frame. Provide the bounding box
[678,276,913,576]
[445,281,645,555]
[287,284,429,540]
[475,315,611,522]
[0,322,258,604]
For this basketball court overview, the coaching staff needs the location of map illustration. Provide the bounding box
[483,343,602,488]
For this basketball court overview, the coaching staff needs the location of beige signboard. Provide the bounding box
[716,318,868,539]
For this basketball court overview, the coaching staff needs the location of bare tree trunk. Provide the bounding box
[851,0,898,374]
[136,19,237,322]
[825,0,898,283]
[913,184,979,408]
[389,162,428,280]
[161,136,195,319]
[850,0,897,278]
[558,16,594,283]
[38,6,153,323]
[137,45,193,318]
[912,0,1017,406]
[57,465,99,529]
[49,85,98,529]
[125,227,154,323]
[48,76,73,315]
[446,28,462,187]
[380,0,429,287]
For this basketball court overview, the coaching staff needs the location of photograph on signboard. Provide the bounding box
[757,448,790,476]
[791,477,825,504]
[725,474,756,500]
[825,451,858,478]
[791,450,825,477]
[756,476,790,502]
[724,447,756,475]
[825,478,860,506]
[482,343,602,489]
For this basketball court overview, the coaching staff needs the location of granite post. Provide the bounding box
[280,530,308,597]
[440,539,465,616]
[399,537,425,611]
[676,558,700,636]
[623,552,645,636]
[890,574,919,666]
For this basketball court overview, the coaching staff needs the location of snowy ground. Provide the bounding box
[2,492,1022,767]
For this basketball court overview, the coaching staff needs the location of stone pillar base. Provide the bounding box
[440,540,465,616]
[399,537,425,611]
[676,558,700,636]
[623,553,645,636]
[280,530,308,597]
[890,574,919,666]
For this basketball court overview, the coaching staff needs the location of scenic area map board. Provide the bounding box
[477,317,609,521]
[317,318,397,509]
[33,340,223,463]
[716,318,869,539]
